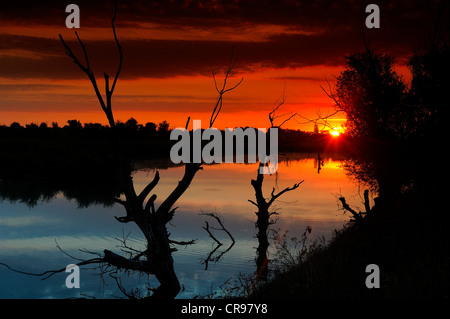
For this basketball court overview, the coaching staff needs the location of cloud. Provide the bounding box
[0,216,59,227]
[0,83,70,91]
[0,0,446,129]
[1,0,444,31]
[0,0,356,27]
[0,0,446,81]
[0,235,127,252]
[0,31,388,80]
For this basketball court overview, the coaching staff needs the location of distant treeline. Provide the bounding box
[0,118,170,140]
[0,117,344,181]
[0,117,343,153]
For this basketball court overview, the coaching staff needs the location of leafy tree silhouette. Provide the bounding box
[326,49,407,205]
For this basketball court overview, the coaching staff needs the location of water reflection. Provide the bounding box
[0,153,362,298]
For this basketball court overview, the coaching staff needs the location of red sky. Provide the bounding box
[0,0,443,131]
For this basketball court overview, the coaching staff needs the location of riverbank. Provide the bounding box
[249,186,448,299]
[0,128,346,180]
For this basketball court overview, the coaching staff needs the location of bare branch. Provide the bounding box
[200,212,235,244]
[0,257,103,281]
[109,0,122,97]
[277,112,299,128]
[210,50,244,128]
[267,85,302,129]
[74,30,90,71]
[115,231,145,258]
[268,180,304,207]
[222,77,244,94]
[58,0,121,128]
[103,249,154,274]
[113,197,126,206]
[338,196,363,221]
[363,189,371,214]
[144,194,157,215]
[138,171,160,204]
[269,85,287,127]
[156,163,202,220]
[248,199,258,207]
[202,221,223,246]
[169,239,196,246]
[200,212,235,270]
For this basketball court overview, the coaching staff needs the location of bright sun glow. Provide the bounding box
[330,127,341,137]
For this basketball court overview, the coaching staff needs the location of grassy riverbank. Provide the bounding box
[249,186,448,299]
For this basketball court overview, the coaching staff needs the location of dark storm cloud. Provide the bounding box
[1,0,444,29]
[0,33,355,79]
[0,0,447,79]
[0,0,357,27]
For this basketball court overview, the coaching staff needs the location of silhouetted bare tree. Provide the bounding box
[249,163,303,281]
[57,0,243,299]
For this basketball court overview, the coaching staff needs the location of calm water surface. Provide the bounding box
[0,153,364,298]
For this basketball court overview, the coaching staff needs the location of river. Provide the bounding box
[0,153,364,298]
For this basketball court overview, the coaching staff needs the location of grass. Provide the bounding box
[248,189,448,299]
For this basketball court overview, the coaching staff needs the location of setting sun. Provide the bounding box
[330,127,341,137]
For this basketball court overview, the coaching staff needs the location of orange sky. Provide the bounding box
[0,0,433,131]
[0,66,348,131]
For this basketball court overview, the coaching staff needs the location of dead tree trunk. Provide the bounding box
[339,189,373,223]
[112,162,202,298]
[249,163,303,281]
[59,2,242,297]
